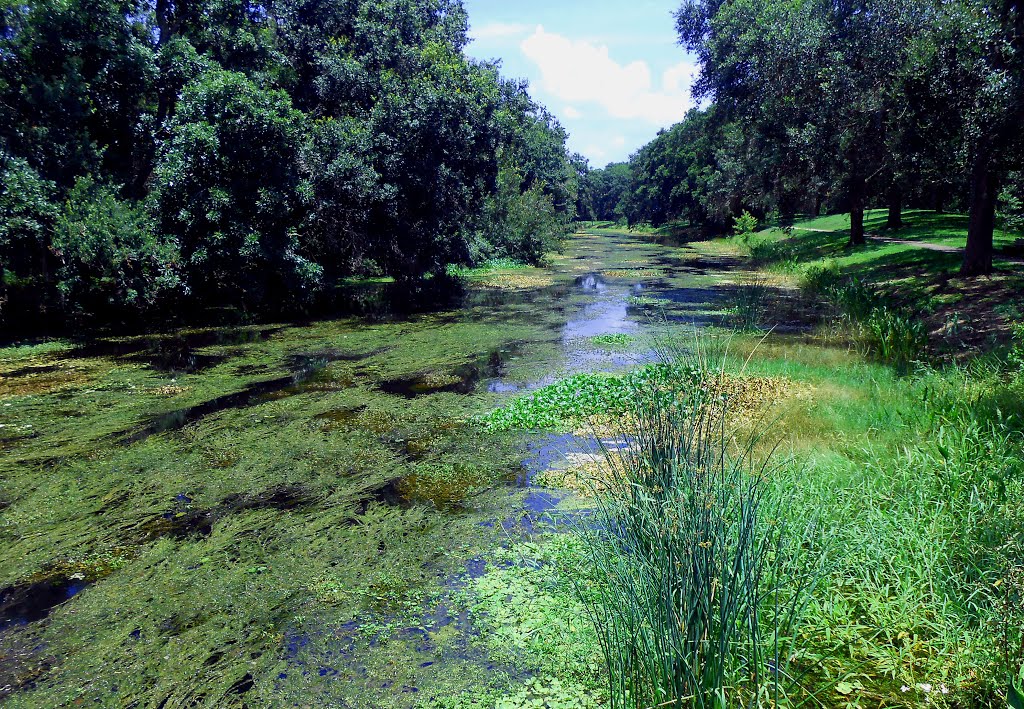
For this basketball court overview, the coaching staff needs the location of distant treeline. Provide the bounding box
[0,1,584,328]
[576,0,1023,276]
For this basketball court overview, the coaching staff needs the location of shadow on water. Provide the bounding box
[137,480,408,542]
[69,327,284,374]
[121,349,384,444]
[0,578,87,631]
[0,578,86,699]
[378,344,522,399]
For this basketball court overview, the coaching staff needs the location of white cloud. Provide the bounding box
[469,22,531,41]
[563,106,583,120]
[612,136,627,148]
[520,26,696,126]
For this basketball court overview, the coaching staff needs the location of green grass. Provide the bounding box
[721,209,1024,356]
[791,209,1021,250]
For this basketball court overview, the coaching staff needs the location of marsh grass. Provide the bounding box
[800,265,926,368]
[728,280,771,332]
[574,338,819,708]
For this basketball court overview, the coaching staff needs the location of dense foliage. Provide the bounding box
[610,0,1023,275]
[0,0,581,327]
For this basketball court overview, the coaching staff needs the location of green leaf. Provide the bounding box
[1008,680,1024,709]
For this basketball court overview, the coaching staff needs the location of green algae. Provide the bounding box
[0,230,739,706]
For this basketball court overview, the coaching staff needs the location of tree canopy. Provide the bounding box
[0,0,581,327]
[617,0,1023,275]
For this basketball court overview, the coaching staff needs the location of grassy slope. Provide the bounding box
[733,211,1024,352]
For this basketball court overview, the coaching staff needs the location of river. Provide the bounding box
[0,228,759,707]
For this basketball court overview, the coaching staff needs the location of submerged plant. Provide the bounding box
[574,341,818,708]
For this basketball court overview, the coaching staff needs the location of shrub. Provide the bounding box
[732,210,759,240]
[799,261,841,297]
[52,178,180,316]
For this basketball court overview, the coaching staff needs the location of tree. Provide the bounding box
[53,177,180,318]
[0,0,579,327]
[0,152,56,324]
[152,68,316,308]
[952,0,1024,275]
[676,0,934,246]
[585,163,632,222]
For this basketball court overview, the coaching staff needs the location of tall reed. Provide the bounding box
[575,337,818,708]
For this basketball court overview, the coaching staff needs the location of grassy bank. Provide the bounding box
[466,220,1024,706]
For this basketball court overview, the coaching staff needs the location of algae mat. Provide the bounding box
[0,232,736,707]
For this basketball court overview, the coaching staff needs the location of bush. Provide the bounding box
[799,261,842,297]
[53,178,180,316]
[732,210,759,241]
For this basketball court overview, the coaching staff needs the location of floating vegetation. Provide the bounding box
[478,364,703,432]
[625,295,673,308]
[601,268,662,280]
[585,333,636,348]
[470,272,557,291]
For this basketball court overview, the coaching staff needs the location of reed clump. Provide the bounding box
[575,339,819,708]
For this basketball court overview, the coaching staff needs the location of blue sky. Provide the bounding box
[462,0,698,168]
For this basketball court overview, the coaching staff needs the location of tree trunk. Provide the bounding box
[847,147,868,246]
[962,150,998,276]
[849,175,867,246]
[850,205,865,246]
[887,188,903,229]
[812,193,823,218]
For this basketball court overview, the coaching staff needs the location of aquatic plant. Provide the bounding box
[479,364,703,432]
[727,280,770,331]
[865,307,928,369]
[587,333,636,348]
[575,344,818,708]
[626,295,673,308]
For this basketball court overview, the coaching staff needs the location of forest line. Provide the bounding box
[578,0,1024,279]
[0,0,584,329]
